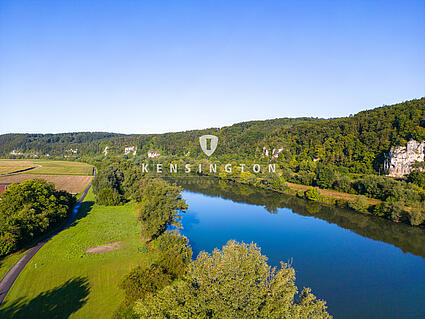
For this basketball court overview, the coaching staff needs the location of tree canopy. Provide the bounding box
[0,179,75,256]
[135,240,331,319]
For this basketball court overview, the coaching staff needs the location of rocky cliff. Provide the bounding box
[385,140,425,177]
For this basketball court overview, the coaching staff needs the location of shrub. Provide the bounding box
[96,187,122,206]
[407,202,425,226]
[347,195,369,212]
[315,165,336,189]
[407,170,425,188]
[93,164,125,204]
[374,201,405,222]
[305,187,321,201]
[154,232,192,278]
[0,232,19,256]
[120,265,173,303]
[333,174,352,192]
[298,171,315,186]
[335,199,347,208]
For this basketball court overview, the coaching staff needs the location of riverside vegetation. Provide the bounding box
[90,164,331,319]
[0,179,76,256]
[1,98,425,227]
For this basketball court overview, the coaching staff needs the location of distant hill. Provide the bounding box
[1,97,424,173]
[0,118,318,158]
[262,97,425,173]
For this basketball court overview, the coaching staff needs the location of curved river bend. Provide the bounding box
[172,178,425,319]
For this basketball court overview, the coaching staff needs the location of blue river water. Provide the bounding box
[175,178,425,319]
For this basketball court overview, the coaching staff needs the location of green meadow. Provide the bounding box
[0,251,26,281]
[0,190,148,319]
[27,160,94,176]
[0,159,93,176]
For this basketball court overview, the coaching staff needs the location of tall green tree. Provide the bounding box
[0,179,75,256]
[135,241,331,319]
[136,179,187,241]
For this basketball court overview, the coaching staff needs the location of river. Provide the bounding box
[172,177,425,319]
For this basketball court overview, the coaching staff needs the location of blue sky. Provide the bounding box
[0,0,424,134]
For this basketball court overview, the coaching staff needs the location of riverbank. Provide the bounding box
[189,172,425,228]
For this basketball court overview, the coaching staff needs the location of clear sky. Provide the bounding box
[0,0,424,134]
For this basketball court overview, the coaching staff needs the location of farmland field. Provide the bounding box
[0,160,93,176]
[0,174,93,194]
[0,190,148,319]
[0,160,94,194]
[0,160,37,175]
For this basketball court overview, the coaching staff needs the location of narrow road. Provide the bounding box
[0,168,96,305]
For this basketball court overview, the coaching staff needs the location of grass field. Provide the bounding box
[0,160,37,175]
[0,190,149,319]
[0,159,94,194]
[286,182,381,205]
[0,175,93,194]
[0,160,93,176]
[28,161,94,176]
[0,251,27,282]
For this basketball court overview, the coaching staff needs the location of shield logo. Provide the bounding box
[199,135,218,156]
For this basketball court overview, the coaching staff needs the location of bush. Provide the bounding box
[0,232,19,256]
[347,195,369,212]
[304,187,321,201]
[407,170,425,188]
[407,202,425,226]
[333,174,352,192]
[374,201,405,222]
[96,187,122,206]
[154,232,192,278]
[315,165,336,189]
[335,199,347,208]
[298,171,315,186]
[93,164,125,204]
[120,265,173,303]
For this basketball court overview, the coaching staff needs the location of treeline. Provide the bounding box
[0,132,123,156]
[263,98,425,173]
[1,98,424,176]
[171,176,425,258]
[0,118,316,158]
[90,164,331,318]
[138,156,425,227]
[0,180,76,256]
[287,163,425,226]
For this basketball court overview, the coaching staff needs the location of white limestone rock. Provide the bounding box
[385,140,425,177]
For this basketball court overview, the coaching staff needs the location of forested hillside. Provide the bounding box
[0,118,317,158]
[0,132,127,156]
[1,98,424,175]
[263,98,425,173]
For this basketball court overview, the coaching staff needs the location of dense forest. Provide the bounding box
[1,98,424,175]
[0,117,317,159]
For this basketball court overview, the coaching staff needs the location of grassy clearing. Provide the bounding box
[0,159,93,176]
[0,251,27,281]
[0,160,37,175]
[0,190,149,319]
[286,182,381,205]
[0,175,93,194]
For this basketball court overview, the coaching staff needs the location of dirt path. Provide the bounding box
[0,168,96,305]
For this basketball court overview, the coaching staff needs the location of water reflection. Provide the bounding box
[170,177,425,258]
